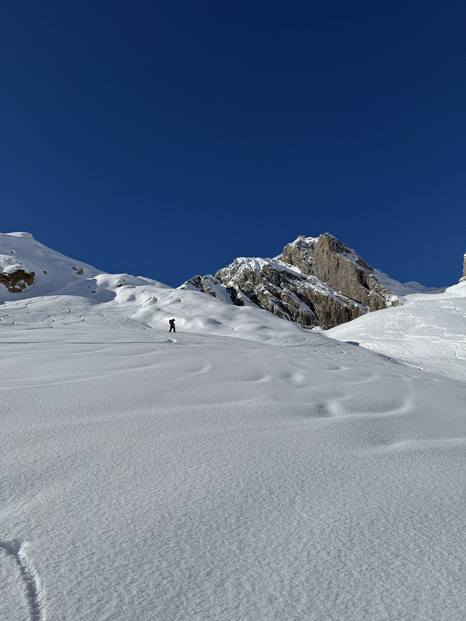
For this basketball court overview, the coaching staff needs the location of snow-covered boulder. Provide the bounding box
[0,267,35,292]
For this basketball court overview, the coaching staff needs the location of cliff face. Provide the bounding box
[304,234,391,312]
[181,233,406,329]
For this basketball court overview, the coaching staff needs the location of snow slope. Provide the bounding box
[1,234,465,620]
[327,281,466,383]
[0,233,318,346]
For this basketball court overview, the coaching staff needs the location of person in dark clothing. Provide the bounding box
[169,318,176,333]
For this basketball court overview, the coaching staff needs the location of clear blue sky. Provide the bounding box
[2,0,465,287]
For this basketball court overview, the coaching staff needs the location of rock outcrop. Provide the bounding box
[304,234,391,312]
[181,233,407,329]
[0,268,35,293]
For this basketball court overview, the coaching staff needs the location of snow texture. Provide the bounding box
[1,233,465,620]
[327,281,466,383]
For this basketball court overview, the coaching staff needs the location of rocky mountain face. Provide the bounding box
[0,240,36,292]
[0,268,35,292]
[181,233,417,329]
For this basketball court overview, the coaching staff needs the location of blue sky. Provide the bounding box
[2,0,465,287]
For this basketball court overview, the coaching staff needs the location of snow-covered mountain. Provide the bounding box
[0,231,167,299]
[0,232,315,345]
[181,233,430,329]
[1,231,465,369]
[1,232,465,620]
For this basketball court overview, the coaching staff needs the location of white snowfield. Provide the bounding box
[1,233,465,621]
[328,281,466,383]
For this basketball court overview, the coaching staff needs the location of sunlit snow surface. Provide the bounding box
[1,234,465,620]
[328,281,466,383]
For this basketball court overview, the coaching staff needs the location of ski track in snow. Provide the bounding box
[327,284,466,383]
[0,541,43,621]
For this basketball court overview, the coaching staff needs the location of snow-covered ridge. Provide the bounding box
[0,232,98,297]
[1,231,465,363]
[0,231,171,300]
[4,231,35,238]
[0,232,316,346]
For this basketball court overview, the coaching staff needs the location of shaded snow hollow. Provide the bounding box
[1,232,465,620]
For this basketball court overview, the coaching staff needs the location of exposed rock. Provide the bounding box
[279,236,317,276]
[183,275,219,297]
[0,269,35,293]
[181,233,404,329]
[293,234,390,312]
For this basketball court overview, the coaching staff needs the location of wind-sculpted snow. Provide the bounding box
[0,541,43,621]
[328,281,466,383]
[1,232,466,619]
[1,319,465,620]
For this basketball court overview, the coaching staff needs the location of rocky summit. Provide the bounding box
[181,233,425,329]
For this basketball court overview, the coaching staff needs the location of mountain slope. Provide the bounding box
[327,279,466,383]
[0,232,317,346]
[0,231,168,301]
[1,232,465,620]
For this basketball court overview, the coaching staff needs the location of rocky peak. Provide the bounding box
[278,235,317,276]
[306,233,389,311]
[181,233,408,329]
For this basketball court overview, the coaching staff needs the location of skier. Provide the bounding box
[169,318,176,333]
